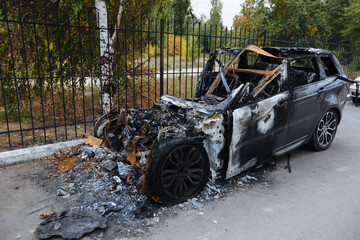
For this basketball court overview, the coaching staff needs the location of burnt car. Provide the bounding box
[95,45,349,205]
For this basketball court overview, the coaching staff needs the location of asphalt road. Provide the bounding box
[1,100,360,240]
[126,101,360,240]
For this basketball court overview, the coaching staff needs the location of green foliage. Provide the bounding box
[28,138,44,147]
[208,0,223,27]
[172,0,192,34]
[321,0,350,38]
[343,0,360,40]
[233,0,326,36]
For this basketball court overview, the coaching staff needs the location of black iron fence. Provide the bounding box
[1,3,359,151]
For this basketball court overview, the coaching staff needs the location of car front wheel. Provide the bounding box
[309,110,338,151]
[145,139,210,205]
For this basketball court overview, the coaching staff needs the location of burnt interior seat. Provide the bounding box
[237,62,278,85]
[290,68,309,87]
[291,68,319,87]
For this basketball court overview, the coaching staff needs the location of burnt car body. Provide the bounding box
[95,45,349,205]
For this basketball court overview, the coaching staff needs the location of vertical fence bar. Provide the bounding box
[56,6,68,140]
[31,4,47,143]
[87,9,95,125]
[124,17,128,109]
[44,6,58,141]
[97,12,104,112]
[234,27,237,48]
[106,11,113,110]
[115,17,121,111]
[19,2,35,142]
[166,19,170,95]
[147,18,150,107]
[179,22,183,97]
[323,36,327,49]
[77,11,86,133]
[172,19,176,96]
[4,0,24,146]
[160,19,165,97]
[67,9,77,138]
[197,22,201,77]
[140,17,143,107]
[155,19,158,100]
[132,18,136,107]
[263,29,267,47]
[185,21,188,98]
[0,67,11,148]
[190,21,195,97]
[202,23,206,68]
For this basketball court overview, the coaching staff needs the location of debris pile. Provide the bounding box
[35,106,268,239]
[97,107,192,153]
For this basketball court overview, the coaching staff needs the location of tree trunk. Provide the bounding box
[95,0,125,114]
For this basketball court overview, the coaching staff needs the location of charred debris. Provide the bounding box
[37,131,266,239]
[37,44,355,239]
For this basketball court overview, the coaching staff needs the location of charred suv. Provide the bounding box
[95,45,349,205]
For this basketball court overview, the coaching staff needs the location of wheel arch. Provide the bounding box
[328,106,341,124]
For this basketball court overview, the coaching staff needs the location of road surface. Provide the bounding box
[1,101,360,240]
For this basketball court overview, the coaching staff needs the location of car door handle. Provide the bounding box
[276,100,287,107]
[318,88,326,94]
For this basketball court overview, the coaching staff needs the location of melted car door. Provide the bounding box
[226,91,290,179]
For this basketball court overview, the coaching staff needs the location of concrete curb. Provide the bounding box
[0,139,86,168]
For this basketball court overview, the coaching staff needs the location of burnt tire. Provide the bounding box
[309,110,338,151]
[145,139,210,205]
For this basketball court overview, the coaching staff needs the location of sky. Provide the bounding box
[191,0,245,29]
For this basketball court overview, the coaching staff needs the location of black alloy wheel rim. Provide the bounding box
[160,145,205,199]
[317,111,337,147]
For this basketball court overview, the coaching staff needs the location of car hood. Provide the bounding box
[158,83,248,119]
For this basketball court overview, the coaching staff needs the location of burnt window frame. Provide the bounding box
[318,54,340,78]
[288,55,321,89]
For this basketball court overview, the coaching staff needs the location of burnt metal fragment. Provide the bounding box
[35,209,107,239]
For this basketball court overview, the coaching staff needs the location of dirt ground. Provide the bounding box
[0,120,99,152]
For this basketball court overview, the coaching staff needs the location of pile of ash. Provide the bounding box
[35,107,269,239]
[37,142,240,239]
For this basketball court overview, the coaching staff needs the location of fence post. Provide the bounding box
[263,29,267,47]
[160,19,165,97]
[323,36,327,49]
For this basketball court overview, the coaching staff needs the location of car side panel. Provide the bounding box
[278,77,347,156]
[226,92,290,179]
[285,80,328,147]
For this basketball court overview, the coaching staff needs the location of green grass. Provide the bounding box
[28,138,44,147]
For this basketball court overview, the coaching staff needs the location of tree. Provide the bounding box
[95,0,126,114]
[322,0,350,38]
[207,0,223,51]
[343,0,360,39]
[172,0,192,34]
[232,0,269,30]
[233,0,326,36]
[208,0,223,27]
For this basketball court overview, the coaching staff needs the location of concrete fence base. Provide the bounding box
[0,139,86,167]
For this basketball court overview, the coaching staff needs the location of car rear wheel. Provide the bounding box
[309,110,338,151]
[145,139,210,205]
